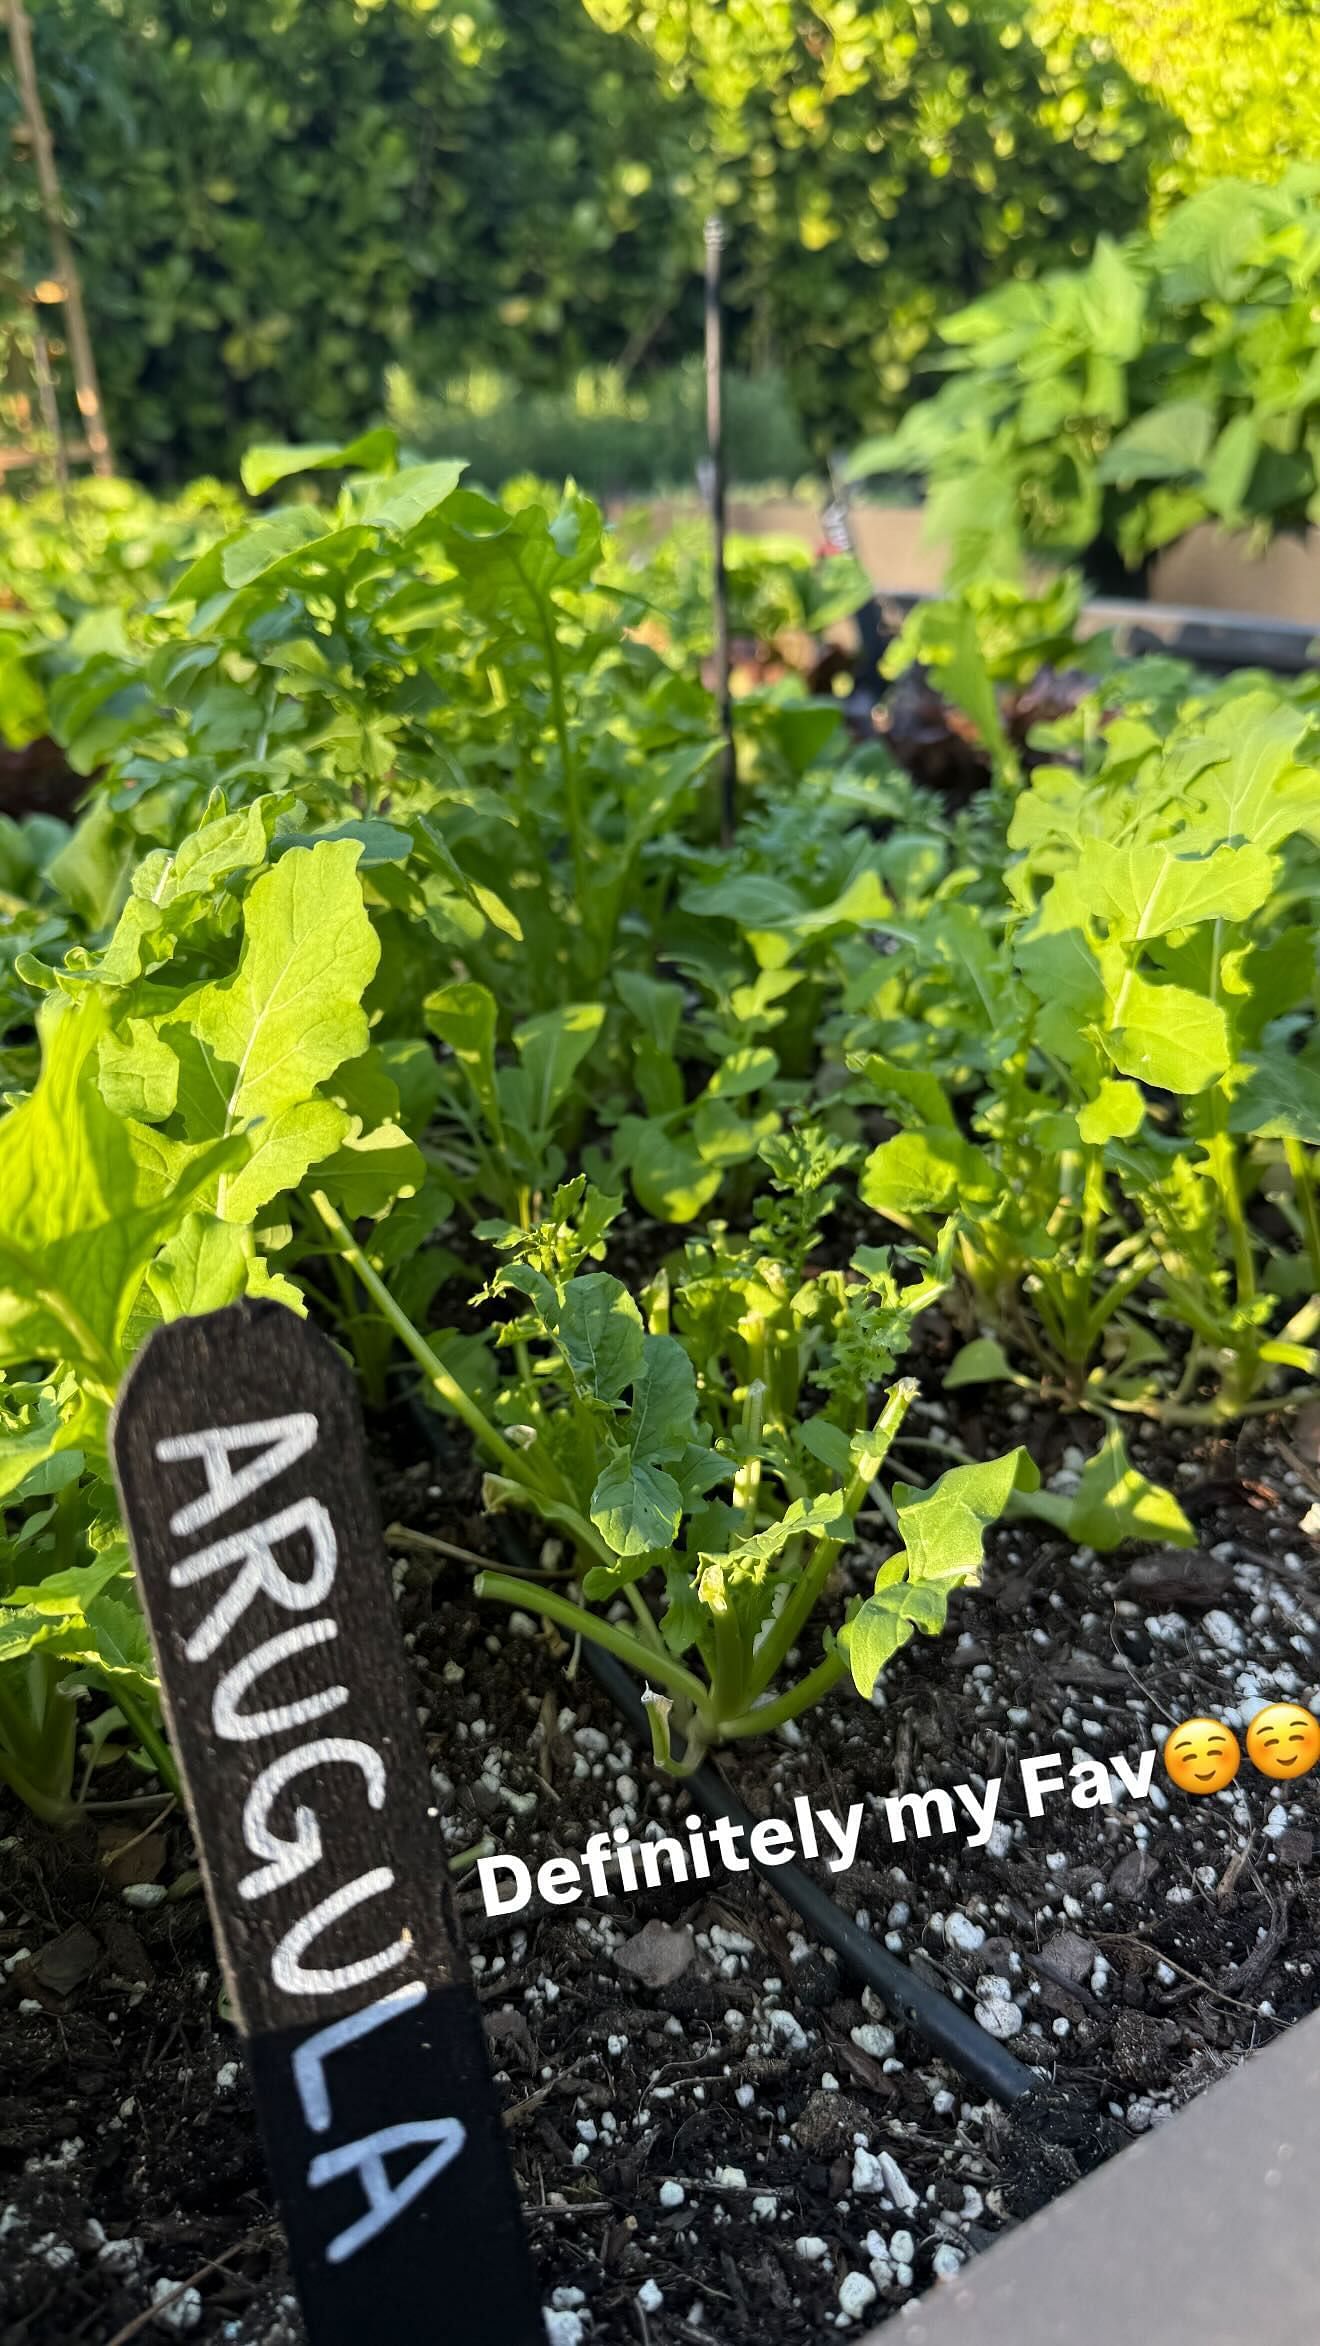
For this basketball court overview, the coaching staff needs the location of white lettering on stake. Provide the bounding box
[158,1415,320,1537]
[173,1497,339,1662]
[239,1737,389,1902]
[155,1406,471,2257]
[271,1869,409,1997]
[212,1620,348,1743]
[310,2119,467,2264]
[292,1981,428,2131]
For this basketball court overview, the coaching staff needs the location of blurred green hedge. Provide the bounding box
[584,0,1173,449]
[4,0,1183,480]
[386,360,813,495]
[1,0,703,480]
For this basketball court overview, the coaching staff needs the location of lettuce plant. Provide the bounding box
[0,817,415,1819]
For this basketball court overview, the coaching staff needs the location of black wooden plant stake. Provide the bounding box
[704,212,738,847]
[111,1300,543,2346]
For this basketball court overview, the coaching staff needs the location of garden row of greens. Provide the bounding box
[1,442,1316,1829]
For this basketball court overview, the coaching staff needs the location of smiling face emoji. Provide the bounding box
[1164,1717,1241,1794]
[1245,1702,1320,1781]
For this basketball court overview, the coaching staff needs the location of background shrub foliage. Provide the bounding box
[849,168,1320,580]
[586,0,1171,452]
[5,0,1182,479]
[1,0,702,479]
[1053,0,1320,201]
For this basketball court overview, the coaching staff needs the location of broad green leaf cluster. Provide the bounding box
[849,170,1320,582]
[846,623,1320,1422]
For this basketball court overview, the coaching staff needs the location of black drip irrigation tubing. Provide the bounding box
[407,1393,1037,2109]
[576,1635,1036,2108]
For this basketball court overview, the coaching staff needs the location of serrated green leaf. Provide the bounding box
[2,1552,128,1616]
[355,460,465,532]
[97,1022,180,1123]
[1090,839,1275,938]
[1077,1078,1145,1145]
[144,1213,252,1322]
[172,840,377,1219]
[1017,1430,1193,1552]
[1104,972,1230,1093]
[796,1417,854,1477]
[425,979,503,1142]
[0,995,241,1375]
[840,1581,950,1698]
[187,840,377,1128]
[240,429,398,495]
[704,1491,851,1583]
[629,1335,698,1462]
[854,1053,954,1130]
[895,1448,1039,1584]
[510,1002,607,1130]
[1226,1052,1320,1142]
[861,1128,995,1218]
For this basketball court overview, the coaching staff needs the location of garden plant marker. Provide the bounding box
[110,1300,542,2346]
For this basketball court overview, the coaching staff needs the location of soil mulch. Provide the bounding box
[3,1397,1320,2346]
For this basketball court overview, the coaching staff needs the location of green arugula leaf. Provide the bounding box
[590,1452,684,1558]
[558,1274,646,1404]
[840,1581,949,1699]
[894,1449,1039,1583]
[1017,1431,1194,1551]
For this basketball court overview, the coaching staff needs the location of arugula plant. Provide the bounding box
[318,1151,1035,1774]
[854,686,1320,1421]
[13,445,755,1214]
[591,766,914,1224]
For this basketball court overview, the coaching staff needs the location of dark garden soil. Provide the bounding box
[4,1388,1320,2346]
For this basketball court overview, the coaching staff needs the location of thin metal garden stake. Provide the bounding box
[112,1302,542,2346]
[704,213,737,846]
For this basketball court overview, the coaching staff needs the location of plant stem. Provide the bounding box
[1284,1137,1320,1296]
[448,1837,495,1875]
[474,1569,712,1717]
[0,1747,75,1828]
[385,1524,507,1573]
[707,1594,747,1725]
[745,1377,917,1705]
[115,1691,180,1799]
[641,1691,675,1769]
[721,1645,847,1738]
[539,601,586,902]
[622,1582,668,1655]
[311,1190,533,1484]
[1207,1121,1255,1310]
